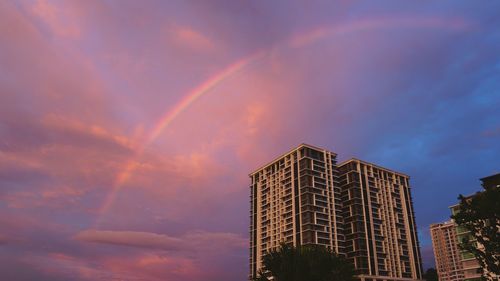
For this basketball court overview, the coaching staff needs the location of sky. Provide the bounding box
[0,0,499,280]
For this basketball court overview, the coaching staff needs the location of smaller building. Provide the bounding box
[449,205,482,281]
[480,173,500,189]
[430,172,499,281]
[430,221,464,281]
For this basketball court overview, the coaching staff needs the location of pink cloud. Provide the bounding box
[74,230,183,251]
[169,25,216,51]
[28,0,82,39]
[0,234,9,245]
[40,114,138,152]
[0,1,491,280]
[68,229,247,280]
[41,185,85,200]
[2,184,86,210]
[102,253,203,281]
[74,229,246,252]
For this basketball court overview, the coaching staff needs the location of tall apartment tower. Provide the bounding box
[249,144,423,281]
[249,144,344,279]
[430,221,464,281]
[338,159,423,281]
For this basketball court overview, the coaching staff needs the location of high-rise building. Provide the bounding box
[430,221,464,281]
[249,144,423,281]
[249,144,343,278]
[338,159,423,281]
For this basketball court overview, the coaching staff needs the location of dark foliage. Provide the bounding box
[423,268,438,281]
[253,244,356,281]
[451,183,499,280]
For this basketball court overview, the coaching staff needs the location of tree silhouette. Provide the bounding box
[423,268,438,281]
[254,244,355,281]
[451,180,499,280]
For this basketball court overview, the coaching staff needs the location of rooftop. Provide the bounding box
[339,158,410,178]
[249,143,336,176]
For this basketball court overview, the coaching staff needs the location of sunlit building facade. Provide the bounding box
[338,159,423,281]
[249,144,423,281]
[249,144,344,278]
[449,205,482,281]
[430,221,464,281]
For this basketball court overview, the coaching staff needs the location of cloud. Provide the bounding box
[40,114,137,153]
[169,25,215,51]
[70,229,248,280]
[100,253,203,281]
[0,1,499,280]
[74,229,246,252]
[289,17,471,48]
[183,231,248,249]
[0,257,74,281]
[74,230,183,250]
[0,234,9,245]
[29,0,82,39]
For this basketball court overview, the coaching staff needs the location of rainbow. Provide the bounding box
[115,51,265,186]
[290,17,468,48]
[95,51,265,226]
[95,16,469,226]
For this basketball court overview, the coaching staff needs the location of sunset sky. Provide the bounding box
[1,1,499,280]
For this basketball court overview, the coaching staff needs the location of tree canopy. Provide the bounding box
[423,268,438,281]
[451,180,500,280]
[254,244,355,281]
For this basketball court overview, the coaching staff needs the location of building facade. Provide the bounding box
[449,205,483,281]
[249,144,423,281]
[430,221,464,281]
[249,144,344,278]
[457,173,499,281]
[338,159,423,281]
